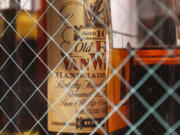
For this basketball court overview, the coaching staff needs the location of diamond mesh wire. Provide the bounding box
[0,0,180,134]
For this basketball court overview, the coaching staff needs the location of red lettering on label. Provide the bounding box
[61,53,78,71]
[96,41,106,52]
[90,53,106,70]
[80,59,89,70]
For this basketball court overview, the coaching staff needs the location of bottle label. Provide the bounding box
[47,0,107,133]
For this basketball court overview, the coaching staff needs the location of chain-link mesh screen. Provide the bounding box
[0,0,180,134]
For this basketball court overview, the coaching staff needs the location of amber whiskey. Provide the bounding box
[13,0,40,134]
[130,49,180,134]
[130,0,180,134]
[106,0,137,134]
[107,48,130,135]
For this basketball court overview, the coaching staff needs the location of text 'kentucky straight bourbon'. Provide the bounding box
[130,0,180,134]
[47,0,108,134]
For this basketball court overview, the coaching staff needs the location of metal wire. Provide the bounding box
[0,0,180,134]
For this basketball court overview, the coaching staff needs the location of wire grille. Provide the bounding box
[0,0,180,134]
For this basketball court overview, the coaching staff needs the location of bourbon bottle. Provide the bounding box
[0,0,46,134]
[12,0,43,134]
[107,0,137,134]
[47,0,108,134]
[0,0,19,134]
[130,0,180,134]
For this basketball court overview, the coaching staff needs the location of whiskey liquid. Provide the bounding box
[107,48,130,134]
[130,0,179,134]
[130,49,180,135]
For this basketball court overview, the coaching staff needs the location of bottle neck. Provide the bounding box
[16,10,38,40]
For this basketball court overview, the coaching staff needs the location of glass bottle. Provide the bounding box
[107,0,138,134]
[130,0,180,134]
[0,0,19,134]
[0,0,46,134]
[12,0,43,134]
[46,0,109,134]
[171,0,180,133]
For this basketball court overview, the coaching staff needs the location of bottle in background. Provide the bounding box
[107,0,137,134]
[130,0,180,134]
[171,0,180,133]
[172,0,180,46]
[0,0,46,134]
[46,0,109,134]
[0,0,19,134]
[12,0,43,134]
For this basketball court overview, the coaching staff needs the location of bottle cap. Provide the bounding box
[0,0,20,10]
